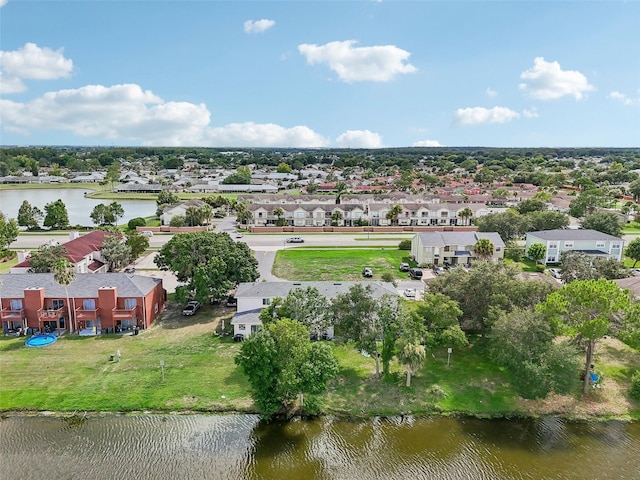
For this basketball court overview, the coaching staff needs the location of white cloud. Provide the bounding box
[298,40,416,83]
[608,91,639,106]
[413,139,443,147]
[335,129,384,148]
[522,106,539,118]
[519,57,594,100]
[0,83,330,147]
[0,0,8,8]
[205,122,329,148]
[243,19,275,34]
[486,87,497,97]
[454,106,520,126]
[0,42,73,93]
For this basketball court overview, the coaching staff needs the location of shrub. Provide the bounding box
[631,370,640,401]
[170,215,186,227]
[399,239,412,250]
[536,264,546,272]
[381,271,396,286]
[128,217,147,230]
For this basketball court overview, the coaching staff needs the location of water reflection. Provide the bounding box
[0,415,639,480]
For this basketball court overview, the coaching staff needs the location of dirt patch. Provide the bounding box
[146,303,235,341]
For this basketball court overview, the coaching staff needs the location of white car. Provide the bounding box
[140,230,154,237]
[548,268,562,279]
[235,232,244,238]
[404,288,417,298]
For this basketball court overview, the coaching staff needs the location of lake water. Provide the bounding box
[0,189,156,226]
[1,414,639,480]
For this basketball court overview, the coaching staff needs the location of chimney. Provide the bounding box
[17,250,31,263]
[69,230,80,240]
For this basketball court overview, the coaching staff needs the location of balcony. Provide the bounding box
[0,308,24,322]
[76,306,100,321]
[37,307,65,321]
[112,306,136,320]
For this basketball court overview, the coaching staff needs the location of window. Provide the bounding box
[124,299,137,310]
[596,241,606,249]
[10,299,23,310]
[154,303,159,313]
[611,242,621,249]
[548,242,558,249]
[564,241,574,248]
[296,212,305,218]
[238,324,246,331]
[262,298,271,305]
[83,299,96,310]
[52,299,64,310]
[496,247,501,252]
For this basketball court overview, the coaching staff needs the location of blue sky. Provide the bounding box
[1,0,638,148]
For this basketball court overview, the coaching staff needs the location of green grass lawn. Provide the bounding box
[0,256,18,273]
[273,248,415,281]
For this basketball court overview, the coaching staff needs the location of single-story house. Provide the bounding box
[0,273,166,336]
[231,281,399,339]
[524,229,624,265]
[411,231,505,266]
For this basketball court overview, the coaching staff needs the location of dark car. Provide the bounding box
[182,301,201,316]
[226,295,238,307]
[433,266,446,275]
[408,268,423,279]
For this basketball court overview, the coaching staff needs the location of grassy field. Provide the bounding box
[272,248,416,281]
[2,304,639,418]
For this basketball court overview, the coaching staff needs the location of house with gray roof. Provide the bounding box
[231,281,399,338]
[411,231,505,266]
[524,229,624,265]
[0,273,165,336]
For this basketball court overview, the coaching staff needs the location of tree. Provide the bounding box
[527,242,546,263]
[90,204,110,226]
[540,279,633,396]
[0,213,19,258]
[397,341,426,388]
[235,202,252,226]
[17,200,43,230]
[581,212,623,237]
[306,180,318,194]
[475,210,525,243]
[128,217,147,230]
[53,258,76,332]
[385,204,404,226]
[517,198,546,214]
[330,284,400,377]
[261,287,331,339]
[331,210,343,226]
[629,179,640,202]
[156,190,180,207]
[428,261,554,336]
[458,207,473,226]
[568,189,608,218]
[235,318,338,418]
[491,309,581,399]
[125,231,150,260]
[272,207,286,227]
[100,234,130,271]
[43,199,70,230]
[525,211,570,232]
[625,238,640,267]
[155,231,259,304]
[559,251,630,283]
[473,238,495,260]
[276,162,292,173]
[223,166,251,184]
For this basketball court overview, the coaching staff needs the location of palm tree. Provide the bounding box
[385,204,404,226]
[235,202,252,227]
[185,205,200,226]
[331,210,344,226]
[53,259,76,333]
[335,181,348,205]
[458,207,473,226]
[272,207,285,226]
[473,238,495,260]
[397,341,426,387]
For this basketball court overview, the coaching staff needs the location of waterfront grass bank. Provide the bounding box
[1,304,639,419]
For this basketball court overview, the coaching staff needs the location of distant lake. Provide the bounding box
[0,188,156,226]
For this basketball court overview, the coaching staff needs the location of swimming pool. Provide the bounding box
[25,334,58,348]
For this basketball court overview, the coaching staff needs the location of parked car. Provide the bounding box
[235,232,244,238]
[285,237,304,243]
[225,295,237,307]
[433,266,446,275]
[399,262,410,272]
[140,230,154,237]
[123,266,135,274]
[182,301,201,316]
[408,268,423,279]
[404,288,417,298]
[233,333,244,342]
[362,267,373,278]
[548,268,562,279]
